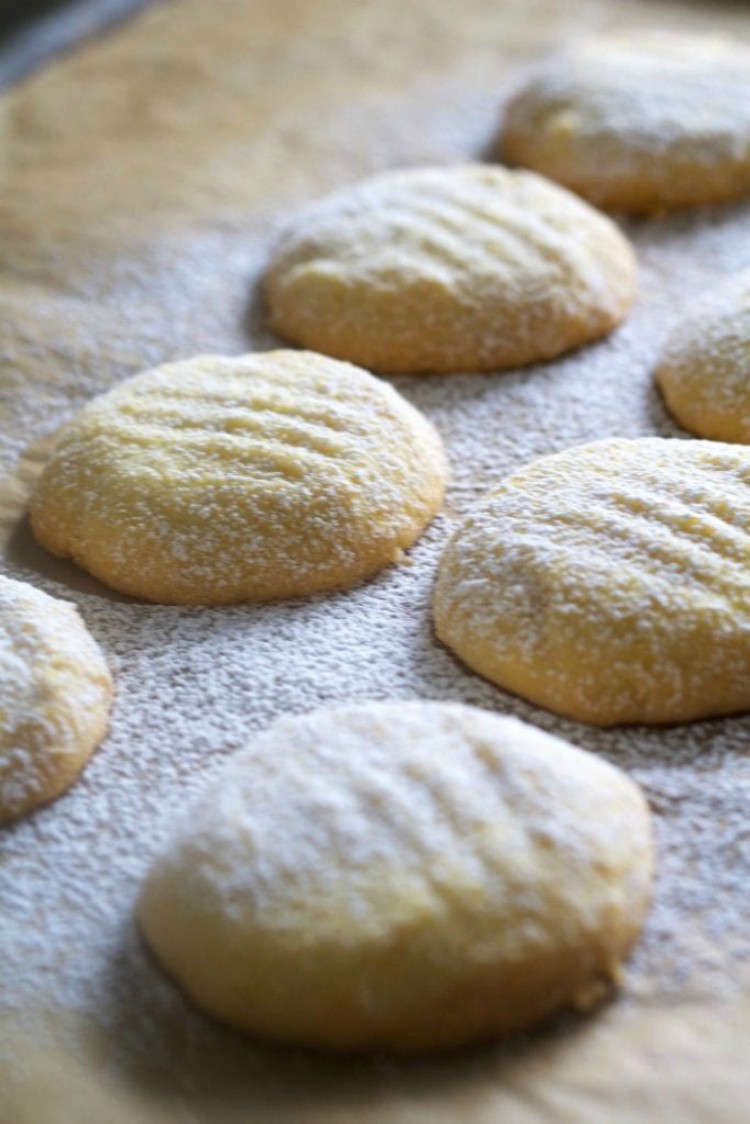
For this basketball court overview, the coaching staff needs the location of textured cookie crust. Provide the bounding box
[138,701,653,1054]
[29,351,447,604]
[656,272,750,443]
[264,164,636,373]
[0,576,112,825]
[500,33,750,213]
[434,438,750,727]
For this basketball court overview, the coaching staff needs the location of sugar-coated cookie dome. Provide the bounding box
[138,701,653,1052]
[29,351,447,604]
[265,165,635,372]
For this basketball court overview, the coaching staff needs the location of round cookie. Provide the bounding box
[29,351,446,605]
[0,576,112,825]
[434,438,750,727]
[264,164,636,373]
[500,33,750,213]
[656,272,750,443]
[138,701,653,1054]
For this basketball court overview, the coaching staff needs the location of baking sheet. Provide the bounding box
[3,0,750,1119]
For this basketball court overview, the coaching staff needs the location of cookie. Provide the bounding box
[264,164,636,373]
[656,272,750,443]
[434,438,750,726]
[500,33,750,212]
[138,701,652,1053]
[29,351,446,605]
[0,576,112,825]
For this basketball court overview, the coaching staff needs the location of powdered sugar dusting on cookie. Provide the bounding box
[656,270,750,442]
[434,438,750,725]
[0,576,112,822]
[5,0,750,1098]
[28,351,446,604]
[146,702,649,921]
[137,701,651,1050]
[265,165,635,372]
[501,32,750,211]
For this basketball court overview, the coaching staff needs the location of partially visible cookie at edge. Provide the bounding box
[434,437,750,726]
[0,575,113,825]
[138,701,653,1053]
[656,271,750,443]
[264,164,636,373]
[499,32,750,213]
[29,351,447,605]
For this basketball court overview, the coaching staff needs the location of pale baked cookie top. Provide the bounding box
[264,164,636,373]
[138,701,652,1054]
[656,271,750,444]
[500,33,750,212]
[434,437,750,726]
[0,576,112,825]
[29,351,447,605]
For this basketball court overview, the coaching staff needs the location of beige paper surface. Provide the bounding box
[3,0,750,1119]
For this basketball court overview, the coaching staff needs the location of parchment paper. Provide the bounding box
[2,0,750,1120]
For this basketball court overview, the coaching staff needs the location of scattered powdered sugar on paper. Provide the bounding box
[4,1,750,1101]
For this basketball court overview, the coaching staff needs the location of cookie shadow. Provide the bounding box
[643,374,685,439]
[242,273,285,353]
[475,124,504,166]
[0,430,134,602]
[4,513,137,604]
